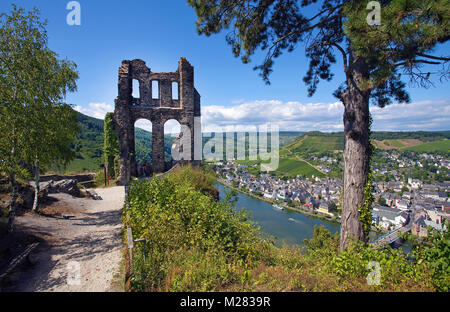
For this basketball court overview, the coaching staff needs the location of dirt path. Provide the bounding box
[4,186,125,292]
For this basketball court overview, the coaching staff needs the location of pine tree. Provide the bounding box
[187,0,449,250]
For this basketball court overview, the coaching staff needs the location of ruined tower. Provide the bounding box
[113,58,201,185]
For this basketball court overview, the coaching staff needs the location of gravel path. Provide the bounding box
[6,186,125,292]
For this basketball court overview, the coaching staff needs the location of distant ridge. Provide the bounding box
[282,130,450,155]
[54,111,449,174]
[52,111,169,173]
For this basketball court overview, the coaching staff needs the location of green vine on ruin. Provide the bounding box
[103,112,120,178]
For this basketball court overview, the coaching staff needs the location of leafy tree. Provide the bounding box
[378,196,387,206]
[187,0,449,249]
[0,5,78,230]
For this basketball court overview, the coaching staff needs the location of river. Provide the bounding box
[217,184,340,247]
[218,184,413,253]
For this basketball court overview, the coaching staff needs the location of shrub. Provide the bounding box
[413,220,450,291]
[124,167,264,291]
[123,167,440,292]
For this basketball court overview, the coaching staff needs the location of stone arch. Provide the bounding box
[134,118,153,177]
[164,119,181,169]
[113,58,201,185]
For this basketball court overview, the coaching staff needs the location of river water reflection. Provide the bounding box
[217,184,340,247]
[218,184,413,253]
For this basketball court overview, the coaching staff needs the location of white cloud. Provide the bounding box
[134,119,181,135]
[74,102,114,119]
[75,99,450,133]
[200,99,450,132]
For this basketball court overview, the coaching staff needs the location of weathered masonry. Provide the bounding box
[113,58,201,185]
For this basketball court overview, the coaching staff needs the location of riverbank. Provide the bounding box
[217,179,387,238]
[217,178,341,225]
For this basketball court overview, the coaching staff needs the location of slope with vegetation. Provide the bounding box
[52,111,175,174]
[283,131,450,155]
[124,166,448,292]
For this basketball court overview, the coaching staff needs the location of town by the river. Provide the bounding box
[217,184,415,252]
[217,184,341,247]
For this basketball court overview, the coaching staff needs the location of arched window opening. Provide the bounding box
[164,119,181,167]
[134,119,153,177]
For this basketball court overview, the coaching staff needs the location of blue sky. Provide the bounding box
[1,0,449,132]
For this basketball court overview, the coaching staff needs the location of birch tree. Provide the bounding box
[0,5,78,231]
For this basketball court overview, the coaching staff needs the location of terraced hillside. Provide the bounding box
[284,131,450,154]
[282,132,344,156]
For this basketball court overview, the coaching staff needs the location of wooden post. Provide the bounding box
[104,164,107,187]
[127,226,134,272]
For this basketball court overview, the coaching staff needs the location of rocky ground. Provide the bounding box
[0,186,125,292]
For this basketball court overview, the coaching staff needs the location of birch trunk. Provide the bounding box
[32,159,40,212]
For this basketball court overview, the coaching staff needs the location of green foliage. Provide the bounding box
[378,197,387,206]
[0,5,78,177]
[372,131,450,142]
[359,171,374,242]
[103,113,120,178]
[124,166,264,291]
[301,226,434,291]
[123,167,441,292]
[359,115,375,242]
[413,220,450,291]
[344,0,449,104]
[331,240,432,290]
[303,225,340,260]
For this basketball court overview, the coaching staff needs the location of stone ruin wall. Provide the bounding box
[113,58,201,185]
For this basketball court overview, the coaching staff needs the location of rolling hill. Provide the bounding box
[283,131,450,155]
[401,139,450,153]
[51,112,174,174]
[54,112,449,175]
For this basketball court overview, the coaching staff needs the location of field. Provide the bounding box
[372,139,424,150]
[275,158,325,178]
[402,139,450,153]
[283,131,450,155]
[284,134,344,155]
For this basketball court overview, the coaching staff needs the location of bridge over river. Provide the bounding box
[371,223,412,247]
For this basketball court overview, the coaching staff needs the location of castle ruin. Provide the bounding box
[113,58,201,185]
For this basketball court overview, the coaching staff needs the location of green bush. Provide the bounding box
[413,220,450,291]
[123,167,441,292]
[124,166,264,291]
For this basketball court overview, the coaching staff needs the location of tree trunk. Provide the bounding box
[7,173,19,234]
[339,58,371,251]
[32,159,40,212]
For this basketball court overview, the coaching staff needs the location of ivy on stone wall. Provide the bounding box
[103,112,120,178]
